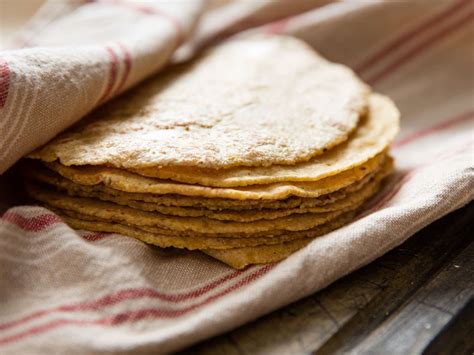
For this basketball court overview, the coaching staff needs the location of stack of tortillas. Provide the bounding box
[21,36,399,269]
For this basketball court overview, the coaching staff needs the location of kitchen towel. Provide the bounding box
[0,0,473,353]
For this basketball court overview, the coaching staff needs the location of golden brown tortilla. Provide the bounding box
[31,159,390,222]
[130,95,398,187]
[35,151,386,200]
[28,36,370,169]
[25,158,387,210]
[26,182,363,234]
[53,209,356,250]
[203,211,357,268]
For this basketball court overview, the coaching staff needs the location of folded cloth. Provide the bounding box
[0,0,473,353]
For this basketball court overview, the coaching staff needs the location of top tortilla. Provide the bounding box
[130,94,398,186]
[28,35,369,169]
[28,94,398,199]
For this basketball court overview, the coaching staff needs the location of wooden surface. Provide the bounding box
[181,201,474,355]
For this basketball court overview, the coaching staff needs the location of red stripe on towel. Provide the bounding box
[354,0,471,74]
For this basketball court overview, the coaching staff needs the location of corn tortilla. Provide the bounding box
[129,94,398,187]
[28,36,369,169]
[46,203,365,239]
[26,160,383,210]
[30,94,397,192]
[204,240,311,269]
[203,212,356,268]
[26,182,364,234]
[30,159,389,222]
[53,210,356,250]
[33,151,386,201]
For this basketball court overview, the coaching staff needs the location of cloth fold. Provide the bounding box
[0,0,473,353]
[0,0,204,174]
